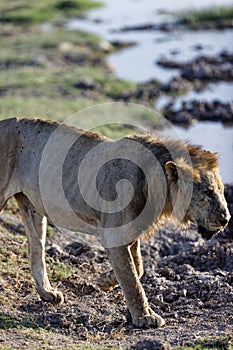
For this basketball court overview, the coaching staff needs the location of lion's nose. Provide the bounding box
[218,210,230,227]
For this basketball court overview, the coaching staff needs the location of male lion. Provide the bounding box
[0,118,230,328]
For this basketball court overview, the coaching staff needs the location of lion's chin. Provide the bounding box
[197,225,220,240]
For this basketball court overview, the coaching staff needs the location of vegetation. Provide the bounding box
[0,25,104,120]
[0,0,162,139]
[0,25,159,136]
[0,3,151,136]
[178,5,233,25]
[176,336,232,350]
[0,0,103,24]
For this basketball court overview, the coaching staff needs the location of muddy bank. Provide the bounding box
[158,52,233,83]
[0,186,232,349]
[12,221,231,348]
[95,51,233,125]
[32,211,233,347]
[115,19,233,33]
[155,52,233,124]
[162,100,233,124]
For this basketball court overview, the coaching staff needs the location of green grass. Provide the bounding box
[178,6,233,25]
[63,102,162,138]
[0,315,41,330]
[48,259,73,281]
[0,0,103,24]
[0,336,121,350]
[176,336,232,350]
[0,22,140,127]
[0,327,117,349]
[0,24,110,120]
[4,28,101,51]
[0,0,162,138]
[0,96,86,121]
[0,230,28,281]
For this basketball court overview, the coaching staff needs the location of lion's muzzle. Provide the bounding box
[198,208,230,240]
[197,225,220,240]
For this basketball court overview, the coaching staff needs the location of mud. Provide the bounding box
[99,51,233,126]
[163,100,233,124]
[158,52,233,83]
[115,20,233,33]
[156,52,233,124]
[32,219,233,347]
[0,184,232,348]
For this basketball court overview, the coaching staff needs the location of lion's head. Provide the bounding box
[165,149,230,240]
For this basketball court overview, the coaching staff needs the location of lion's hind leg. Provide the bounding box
[98,239,143,291]
[15,193,64,304]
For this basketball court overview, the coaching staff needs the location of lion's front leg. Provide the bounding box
[99,239,143,291]
[130,239,144,279]
[106,245,165,328]
[15,193,64,304]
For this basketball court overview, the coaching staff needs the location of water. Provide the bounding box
[68,0,233,182]
[159,122,233,183]
[68,0,233,83]
[108,29,233,83]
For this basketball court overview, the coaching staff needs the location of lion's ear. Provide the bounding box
[165,161,178,183]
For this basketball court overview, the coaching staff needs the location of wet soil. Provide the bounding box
[158,52,233,83]
[115,19,233,33]
[156,52,233,124]
[0,185,232,348]
[101,51,233,125]
[162,99,233,125]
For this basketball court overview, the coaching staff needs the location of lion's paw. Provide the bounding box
[40,290,64,305]
[132,309,165,328]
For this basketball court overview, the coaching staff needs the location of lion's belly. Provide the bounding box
[25,185,100,236]
[50,213,100,236]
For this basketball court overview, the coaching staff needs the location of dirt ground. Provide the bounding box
[0,197,232,349]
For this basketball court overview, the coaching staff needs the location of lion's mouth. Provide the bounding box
[197,225,221,240]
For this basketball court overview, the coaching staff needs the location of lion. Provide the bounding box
[0,117,230,328]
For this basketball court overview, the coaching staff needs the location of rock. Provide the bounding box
[110,40,137,50]
[170,49,180,56]
[64,241,92,256]
[98,40,113,53]
[157,58,183,69]
[133,340,169,350]
[159,267,178,281]
[192,44,204,51]
[117,23,158,32]
[164,100,233,124]
[175,264,196,276]
[59,42,74,52]
[46,244,63,257]
[164,110,195,125]
[158,52,233,82]
[73,78,100,90]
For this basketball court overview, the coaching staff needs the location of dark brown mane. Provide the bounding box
[186,144,218,170]
[127,134,218,171]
